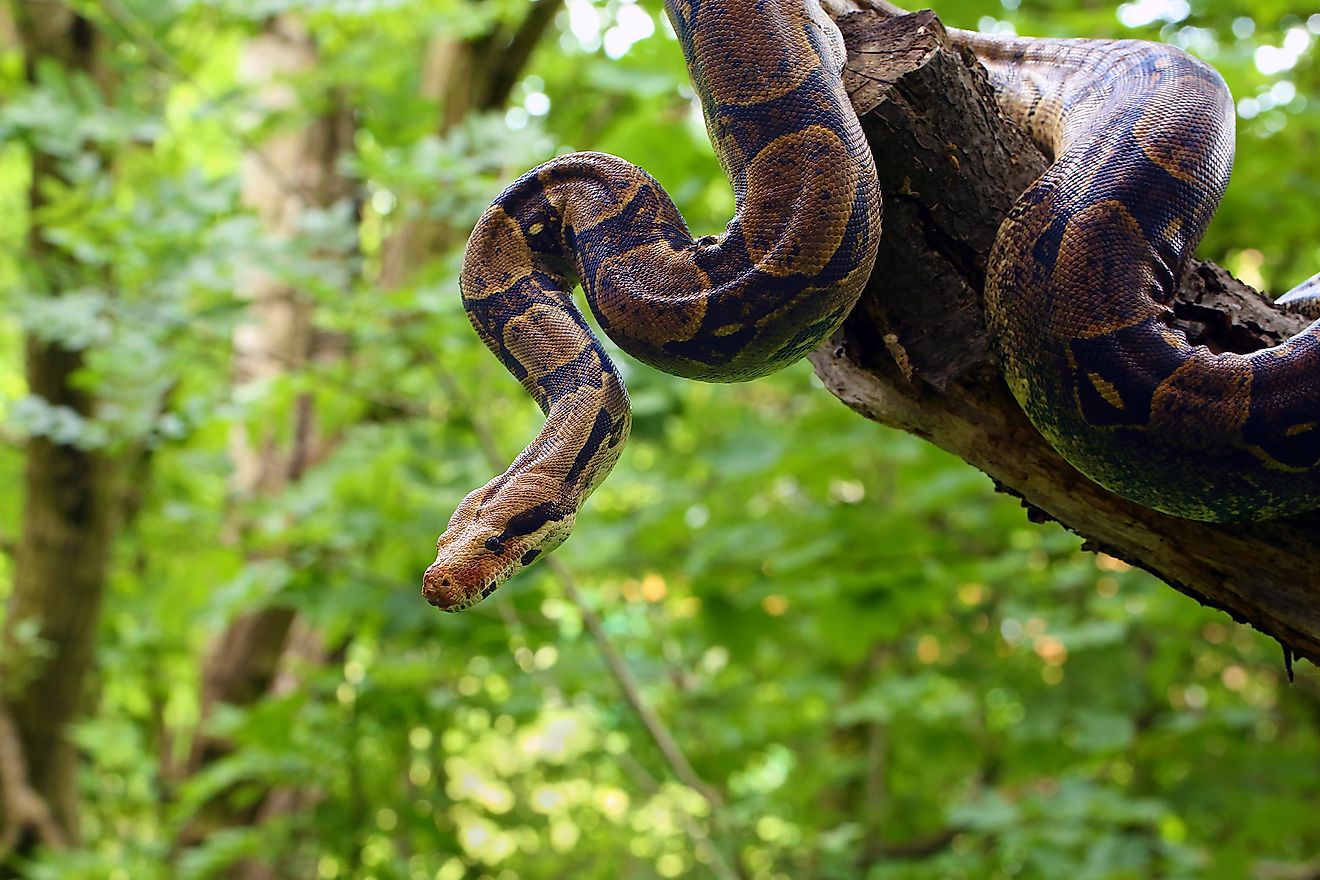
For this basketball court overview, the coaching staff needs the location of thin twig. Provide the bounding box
[496,604,744,880]
[545,558,723,809]
[439,369,747,873]
[613,750,745,880]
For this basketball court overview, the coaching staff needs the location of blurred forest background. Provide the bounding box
[0,0,1318,878]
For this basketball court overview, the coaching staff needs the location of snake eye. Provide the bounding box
[484,536,505,554]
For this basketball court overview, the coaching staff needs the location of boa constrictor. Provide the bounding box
[424,0,1320,611]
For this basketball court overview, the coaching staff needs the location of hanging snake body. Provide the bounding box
[425,0,1320,611]
[424,0,880,610]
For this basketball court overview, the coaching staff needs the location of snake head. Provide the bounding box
[423,475,576,612]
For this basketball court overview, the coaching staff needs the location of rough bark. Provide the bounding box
[377,0,565,286]
[809,5,1320,664]
[0,2,115,855]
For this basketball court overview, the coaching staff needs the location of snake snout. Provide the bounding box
[421,562,459,609]
[423,538,511,611]
[422,560,483,611]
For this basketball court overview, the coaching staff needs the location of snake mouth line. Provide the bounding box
[437,595,480,613]
[427,582,492,613]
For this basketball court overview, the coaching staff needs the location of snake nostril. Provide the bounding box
[422,565,457,597]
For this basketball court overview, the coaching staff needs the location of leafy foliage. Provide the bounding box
[1,0,1319,878]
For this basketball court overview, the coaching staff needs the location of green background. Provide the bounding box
[1,0,1318,877]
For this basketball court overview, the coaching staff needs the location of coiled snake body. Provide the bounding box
[425,1,1320,611]
[959,25,1320,522]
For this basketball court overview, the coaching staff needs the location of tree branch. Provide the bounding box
[480,0,565,111]
[811,6,1320,663]
[0,703,67,858]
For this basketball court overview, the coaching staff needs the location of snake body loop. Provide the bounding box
[953,27,1320,521]
[425,0,881,610]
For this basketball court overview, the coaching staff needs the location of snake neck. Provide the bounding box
[423,292,631,610]
[425,174,632,611]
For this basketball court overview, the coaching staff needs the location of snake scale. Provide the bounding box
[424,0,1320,611]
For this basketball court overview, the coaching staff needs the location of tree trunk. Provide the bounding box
[376,0,564,286]
[184,9,353,815]
[811,2,1320,664]
[185,4,566,869]
[0,1,114,856]
[0,7,16,49]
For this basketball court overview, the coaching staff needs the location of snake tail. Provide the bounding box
[424,0,881,610]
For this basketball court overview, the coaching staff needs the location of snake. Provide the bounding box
[939,15,1320,524]
[425,0,1320,611]
[423,0,880,610]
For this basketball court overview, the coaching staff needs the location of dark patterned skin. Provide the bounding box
[427,2,1320,611]
[424,0,881,610]
[953,28,1320,521]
